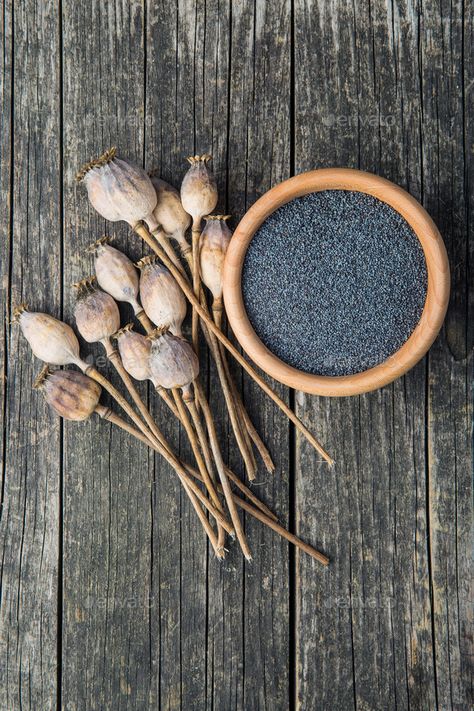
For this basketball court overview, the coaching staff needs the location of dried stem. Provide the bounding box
[157,385,276,521]
[135,308,155,334]
[154,231,262,477]
[212,302,269,472]
[133,222,334,466]
[94,404,229,557]
[89,369,227,555]
[205,321,257,480]
[154,384,180,417]
[190,381,252,560]
[95,405,327,564]
[172,388,226,552]
[191,221,201,355]
[102,338,168,449]
[151,226,187,278]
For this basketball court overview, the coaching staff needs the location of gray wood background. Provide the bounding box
[1,1,472,709]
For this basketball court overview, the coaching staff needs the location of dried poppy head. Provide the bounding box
[149,174,191,252]
[34,365,101,421]
[137,256,187,337]
[199,215,232,302]
[88,236,141,314]
[73,276,121,345]
[114,323,152,382]
[76,147,159,230]
[13,304,87,369]
[180,154,218,226]
[148,327,199,401]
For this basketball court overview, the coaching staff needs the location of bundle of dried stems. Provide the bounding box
[14,146,332,568]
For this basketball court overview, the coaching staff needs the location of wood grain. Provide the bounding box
[62,2,154,709]
[0,0,471,710]
[294,1,472,710]
[0,1,61,708]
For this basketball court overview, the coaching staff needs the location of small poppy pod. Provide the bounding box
[88,236,141,312]
[180,154,218,224]
[137,256,187,337]
[76,147,159,230]
[149,175,192,238]
[13,304,85,368]
[114,323,152,382]
[199,215,232,300]
[34,366,101,421]
[148,328,199,397]
[73,277,121,344]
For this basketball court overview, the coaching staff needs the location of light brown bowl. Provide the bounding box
[223,168,450,396]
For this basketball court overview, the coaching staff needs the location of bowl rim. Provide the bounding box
[222,167,450,396]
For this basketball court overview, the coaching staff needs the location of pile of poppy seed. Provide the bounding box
[242,190,428,377]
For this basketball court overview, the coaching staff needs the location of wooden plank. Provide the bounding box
[422,0,474,708]
[146,1,293,708]
[61,2,155,708]
[228,3,293,710]
[145,1,211,708]
[0,1,61,709]
[293,0,472,708]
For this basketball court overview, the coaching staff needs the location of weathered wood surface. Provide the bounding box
[0,1,472,710]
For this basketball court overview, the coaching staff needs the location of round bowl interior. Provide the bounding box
[223,168,450,396]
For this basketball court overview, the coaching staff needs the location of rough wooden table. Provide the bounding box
[1,2,472,710]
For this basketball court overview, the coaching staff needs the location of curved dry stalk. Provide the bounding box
[172,388,226,553]
[220,348,274,473]
[133,222,334,467]
[190,381,252,560]
[95,405,327,564]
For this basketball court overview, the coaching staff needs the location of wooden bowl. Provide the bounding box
[223,168,450,396]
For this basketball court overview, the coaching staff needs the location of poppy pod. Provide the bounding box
[148,328,199,400]
[114,323,152,382]
[180,154,218,226]
[76,147,159,230]
[199,215,232,301]
[88,236,141,312]
[137,256,187,336]
[13,304,86,368]
[34,366,101,421]
[149,175,192,241]
[73,277,121,344]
